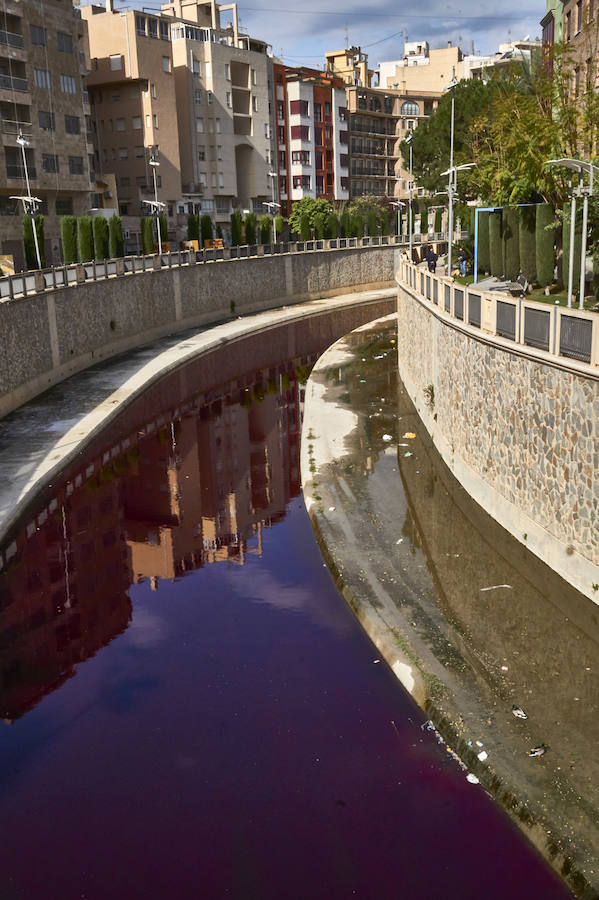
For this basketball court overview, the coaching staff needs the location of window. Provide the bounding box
[135,15,146,36]
[34,68,51,90]
[65,115,80,134]
[314,103,322,122]
[226,92,231,107]
[207,91,212,105]
[217,145,222,160]
[38,110,55,131]
[30,24,46,46]
[264,123,270,138]
[324,101,331,120]
[280,176,287,193]
[151,83,157,99]
[153,113,158,128]
[279,149,286,165]
[292,175,310,189]
[196,117,204,133]
[292,150,310,164]
[162,56,171,73]
[57,31,73,53]
[211,173,216,188]
[401,100,420,117]
[216,197,229,213]
[118,147,128,159]
[225,63,231,80]
[576,0,582,31]
[314,126,322,146]
[290,125,309,141]
[566,10,571,39]
[215,118,221,133]
[218,173,224,188]
[110,92,121,103]
[56,197,73,216]
[116,117,126,131]
[251,68,256,85]
[68,156,84,174]
[60,74,77,94]
[290,100,309,116]
[277,126,285,142]
[160,20,170,40]
[135,146,145,158]
[148,18,158,38]
[277,101,284,120]
[205,61,211,78]
[195,89,202,104]
[316,176,324,194]
[121,176,131,187]
[42,153,59,173]
[252,96,258,112]
[132,116,142,129]
[119,203,129,216]
[146,114,151,127]
[338,106,347,122]
[315,151,323,169]
[110,54,122,70]
[198,146,205,161]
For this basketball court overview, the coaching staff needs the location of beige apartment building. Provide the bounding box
[83,0,273,247]
[378,41,464,93]
[0,0,94,269]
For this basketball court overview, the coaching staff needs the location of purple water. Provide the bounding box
[0,345,570,899]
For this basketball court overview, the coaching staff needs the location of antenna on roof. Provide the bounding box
[344,24,349,49]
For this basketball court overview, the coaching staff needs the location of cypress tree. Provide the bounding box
[339,209,350,237]
[503,207,520,280]
[230,209,242,246]
[367,208,378,236]
[381,208,390,236]
[489,210,503,277]
[477,211,490,275]
[299,212,311,241]
[35,215,45,268]
[326,212,338,238]
[313,211,326,239]
[77,216,94,262]
[187,214,199,241]
[518,205,537,283]
[159,213,168,242]
[200,214,213,243]
[140,216,154,255]
[108,213,124,258]
[61,216,78,264]
[259,214,271,243]
[535,204,555,288]
[420,205,429,235]
[274,215,284,240]
[434,208,443,233]
[22,216,36,270]
[350,212,363,238]
[244,211,257,245]
[562,201,582,294]
[93,215,109,260]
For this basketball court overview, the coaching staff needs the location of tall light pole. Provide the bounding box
[268,170,278,242]
[444,70,458,277]
[546,158,599,309]
[148,149,163,254]
[14,130,41,269]
[405,129,413,260]
[390,200,405,239]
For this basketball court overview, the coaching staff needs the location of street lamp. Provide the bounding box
[12,130,42,270]
[390,200,405,240]
[145,149,166,255]
[441,69,475,278]
[545,158,599,309]
[267,170,278,242]
[405,129,414,261]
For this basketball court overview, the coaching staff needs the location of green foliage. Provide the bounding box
[420,205,429,235]
[535,203,555,287]
[477,211,490,275]
[259,214,271,243]
[77,216,94,262]
[339,209,350,238]
[299,213,311,241]
[140,216,154,255]
[502,207,520,280]
[93,215,109,260]
[230,209,242,246]
[244,211,257,245]
[274,215,284,240]
[562,201,582,293]
[35,215,45,267]
[108,214,124,258]
[187,213,199,241]
[457,203,472,233]
[489,210,503,276]
[288,196,333,234]
[366,208,378,236]
[22,215,36,270]
[200,214,213,242]
[434,208,443,233]
[159,213,168,241]
[61,216,77,265]
[326,212,338,238]
[518,205,537,283]
[350,212,363,238]
[313,211,326,239]
[381,208,390,236]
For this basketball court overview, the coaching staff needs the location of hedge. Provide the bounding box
[77,216,94,262]
[22,215,36,270]
[187,213,199,241]
[367,208,378,236]
[230,209,242,246]
[61,216,77,265]
[274,215,284,240]
[108,213,124,258]
[244,212,257,245]
[313,211,326,239]
[93,215,109,261]
[326,212,338,238]
[518,206,536,283]
[420,205,428,235]
[477,211,490,275]
[489,210,503,277]
[339,210,350,238]
[434,208,443,233]
[299,212,311,241]
[200,214,212,242]
[535,204,555,287]
[140,216,154,255]
[502,207,520,281]
[381,208,390,236]
[259,214,271,243]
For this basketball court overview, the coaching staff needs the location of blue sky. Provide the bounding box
[102,0,544,70]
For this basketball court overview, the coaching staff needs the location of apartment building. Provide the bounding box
[272,64,349,216]
[558,0,599,92]
[0,0,94,269]
[325,46,373,87]
[378,41,464,93]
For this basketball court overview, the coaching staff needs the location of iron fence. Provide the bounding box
[496,301,516,340]
[524,307,550,351]
[560,315,592,363]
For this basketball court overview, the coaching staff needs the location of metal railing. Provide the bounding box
[0,29,24,48]
[0,73,27,92]
[400,259,599,368]
[0,234,402,302]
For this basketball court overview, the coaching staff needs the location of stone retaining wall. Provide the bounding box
[397,280,599,602]
[0,245,398,418]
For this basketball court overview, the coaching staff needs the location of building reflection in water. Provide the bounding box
[0,362,308,721]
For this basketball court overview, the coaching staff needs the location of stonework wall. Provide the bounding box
[397,283,599,602]
[0,246,398,418]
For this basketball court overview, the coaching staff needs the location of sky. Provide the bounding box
[101,0,545,70]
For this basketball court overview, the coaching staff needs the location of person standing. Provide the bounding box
[426,247,438,273]
[458,247,467,277]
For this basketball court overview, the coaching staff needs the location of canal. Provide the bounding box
[0,316,571,899]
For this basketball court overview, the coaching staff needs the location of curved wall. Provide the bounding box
[397,276,599,603]
[0,245,398,418]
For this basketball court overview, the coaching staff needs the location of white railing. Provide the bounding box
[400,259,599,368]
[0,235,404,303]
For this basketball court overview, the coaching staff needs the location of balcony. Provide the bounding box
[0,30,24,49]
[0,73,27,92]
[6,164,37,180]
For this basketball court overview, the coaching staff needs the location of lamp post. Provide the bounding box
[13,130,41,270]
[268,170,278,242]
[390,200,405,240]
[405,129,413,260]
[545,158,599,309]
[148,149,163,255]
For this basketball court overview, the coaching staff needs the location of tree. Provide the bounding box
[140,216,154,255]
[288,197,333,234]
[503,207,520,280]
[326,212,338,238]
[313,211,327,239]
[339,209,350,238]
[187,214,199,241]
[108,214,124,258]
[518,205,537,283]
[200,214,213,243]
[299,212,311,241]
[77,216,94,262]
[477,211,491,275]
[244,211,257,245]
[274,215,284,240]
[381,208,390,236]
[535,203,555,287]
[434,208,443,233]
[22,216,36,270]
[489,210,503,276]
[93,215,109,260]
[420,205,428,235]
[259,214,271,243]
[367,208,378,236]
[159,213,168,242]
[61,216,77,265]
[230,209,242,246]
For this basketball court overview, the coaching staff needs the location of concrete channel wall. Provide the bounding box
[0,244,398,419]
[397,263,599,603]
